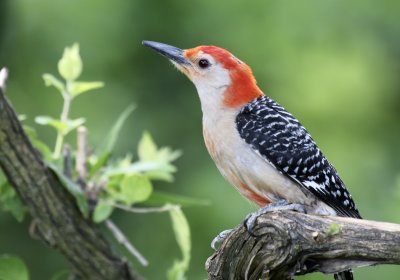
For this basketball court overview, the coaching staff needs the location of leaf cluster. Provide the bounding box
[0,43,205,280]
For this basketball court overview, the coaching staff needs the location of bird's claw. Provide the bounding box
[211,229,233,251]
[244,200,306,235]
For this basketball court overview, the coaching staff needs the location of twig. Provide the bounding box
[113,203,179,214]
[63,144,73,179]
[105,219,149,267]
[29,219,41,240]
[76,126,87,186]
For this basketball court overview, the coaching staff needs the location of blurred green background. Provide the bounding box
[1,0,400,279]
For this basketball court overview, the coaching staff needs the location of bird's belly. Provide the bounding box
[203,125,315,207]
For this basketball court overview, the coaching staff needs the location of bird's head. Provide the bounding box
[143,41,263,110]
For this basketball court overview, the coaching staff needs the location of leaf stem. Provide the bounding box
[53,133,64,159]
[53,85,72,159]
[105,219,149,266]
[113,203,179,214]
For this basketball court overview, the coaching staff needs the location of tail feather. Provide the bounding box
[334,270,353,280]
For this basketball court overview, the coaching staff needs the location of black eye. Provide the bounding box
[198,59,210,69]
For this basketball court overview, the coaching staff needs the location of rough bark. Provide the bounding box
[0,73,143,280]
[206,211,400,280]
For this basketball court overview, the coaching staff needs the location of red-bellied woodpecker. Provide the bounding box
[143,40,361,280]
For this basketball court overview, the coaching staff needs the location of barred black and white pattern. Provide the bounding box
[236,96,361,218]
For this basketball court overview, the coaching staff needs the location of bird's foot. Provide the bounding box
[244,199,306,235]
[211,229,233,251]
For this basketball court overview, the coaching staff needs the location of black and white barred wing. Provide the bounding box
[236,96,361,218]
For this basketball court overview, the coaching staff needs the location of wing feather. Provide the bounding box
[236,96,361,218]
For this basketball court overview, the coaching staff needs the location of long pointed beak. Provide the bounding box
[142,41,191,66]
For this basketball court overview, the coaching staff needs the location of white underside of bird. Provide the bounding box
[199,82,336,216]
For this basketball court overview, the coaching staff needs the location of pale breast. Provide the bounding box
[202,112,317,207]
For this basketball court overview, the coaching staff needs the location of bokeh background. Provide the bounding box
[1,0,400,279]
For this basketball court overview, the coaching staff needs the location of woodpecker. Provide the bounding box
[143,40,361,280]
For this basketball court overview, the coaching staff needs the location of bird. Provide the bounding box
[143,40,361,280]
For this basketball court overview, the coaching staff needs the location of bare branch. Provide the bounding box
[105,219,149,267]
[76,126,88,186]
[206,211,400,280]
[63,144,73,178]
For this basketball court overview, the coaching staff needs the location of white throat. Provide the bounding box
[191,64,234,122]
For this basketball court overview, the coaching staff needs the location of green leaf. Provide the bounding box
[88,105,135,178]
[50,270,70,280]
[120,132,181,182]
[116,154,133,168]
[105,161,176,176]
[145,170,175,182]
[138,132,158,161]
[58,43,83,81]
[24,126,52,160]
[30,139,53,161]
[136,133,181,182]
[70,81,104,97]
[42,73,65,93]
[93,200,113,223]
[120,174,153,205]
[0,255,29,280]
[0,172,6,185]
[138,132,182,163]
[167,206,191,280]
[157,147,182,162]
[35,116,66,132]
[64,118,86,134]
[146,191,210,207]
[35,116,85,135]
[0,180,27,222]
[104,174,125,201]
[46,162,89,218]
[89,104,135,177]
[88,153,110,178]
[0,190,26,222]
[100,104,136,154]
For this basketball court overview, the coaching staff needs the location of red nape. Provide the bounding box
[223,65,263,108]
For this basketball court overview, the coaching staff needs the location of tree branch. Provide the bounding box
[0,69,143,280]
[206,210,400,280]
